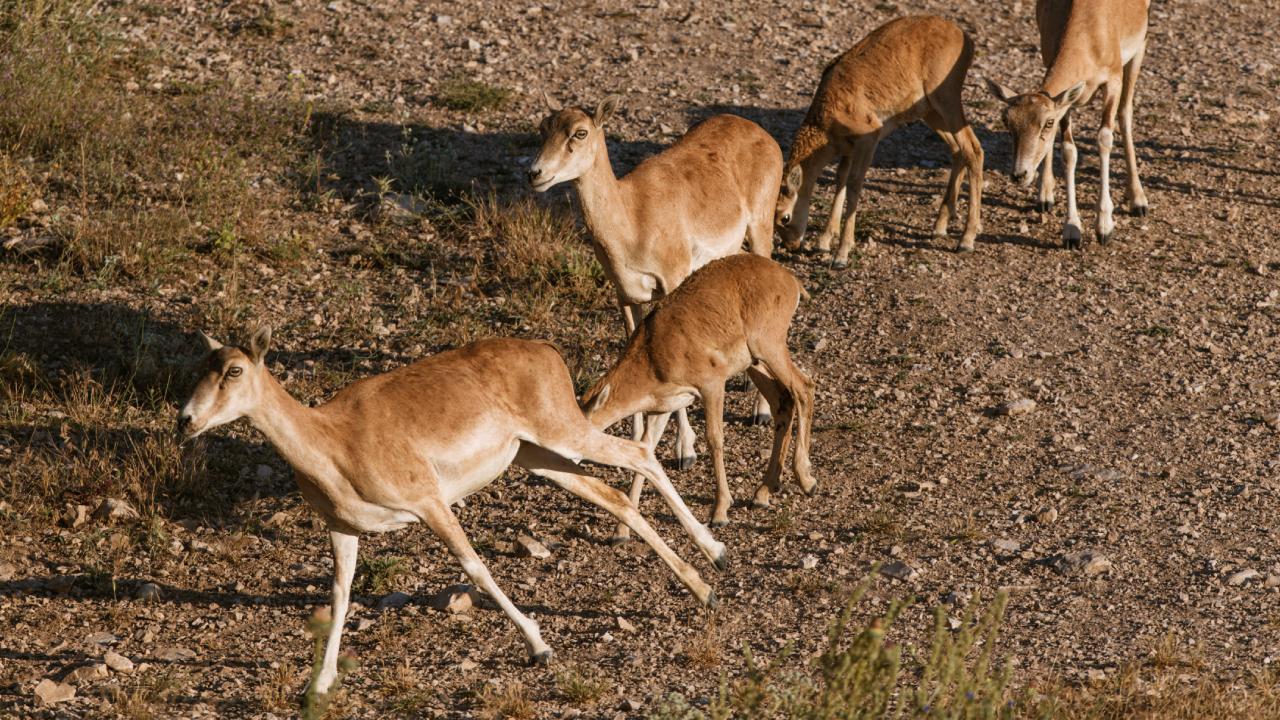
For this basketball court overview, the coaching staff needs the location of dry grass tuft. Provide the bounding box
[556,664,612,705]
[477,680,535,720]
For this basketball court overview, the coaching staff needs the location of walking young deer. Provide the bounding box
[775,15,984,263]
[177,330,724,695]
[986,0,1151,249]
[529,97,784,467]
[580,254,816,540]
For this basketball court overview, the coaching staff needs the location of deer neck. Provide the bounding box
[788,125,836,207]
[574,139,637,262]
[248,374,342,484]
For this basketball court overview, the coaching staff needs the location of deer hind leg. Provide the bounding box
[831,139,877,269]
[956,125,984,252]
[1120,46,1149,217]
[418,498,552,663]
[699,384,733,527]
[568,430,727,570]
[745,365,790,509]
[815,154,854,254]
[1095,83,1122,245]
[308,530,358,697]
[1060,111,1083,250]
[515,443,716,608]
[612,411,672,544]
[761,351,815,495]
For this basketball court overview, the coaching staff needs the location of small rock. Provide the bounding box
[1050,550,1112,577]
[616,616,636,633]
[516,534,551,559]
[29,197,49,214]
[1263,412,1280,430]
[1264,574,1280,589]
[997,398,1036,417]
[62,504,91,528]
[1035,506,1059,524]
[1227,568,1259,587]
[66,664,108,684]
[93,498,139,523]
[0,562,15,581]
[622,698,644,712]
[459,658,478,671]
[34,679,75,705]
[435,14,453,24]
[86,632,117,646]
[879,561,918,581]
[153,647,196,662]
[378,591,412,610]
[801,554,819,570]
[466,38,481,51]
[136,583,161,601]
[992,539,1021,554]
[104,651,134,674]
[428,585,476,614]
[354,617,376,632]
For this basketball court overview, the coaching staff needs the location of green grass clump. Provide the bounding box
[435,78,512,112]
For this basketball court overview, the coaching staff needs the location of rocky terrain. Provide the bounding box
[1,0,1278,717]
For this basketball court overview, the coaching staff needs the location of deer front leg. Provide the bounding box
[1095,85,1121,244]
[308,531,358,697]
[420,499,552,663]
[701,385,732,527]
[1036,137,1056,213]
[831,140,877,268]
[815,155,853,253]
[1060,112,1083,250]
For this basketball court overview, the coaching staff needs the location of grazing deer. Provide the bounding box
[580,254,816,540]
[529,96,784,469]
[177,330,724,696]
[775,15,985,263]
[986,0,1151,249]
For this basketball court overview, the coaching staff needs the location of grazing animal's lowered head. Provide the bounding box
[527,94,621,192]
[985,78,1085,187]
[774,163,807,248]
[177,326,273,439]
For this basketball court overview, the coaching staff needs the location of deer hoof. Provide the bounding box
[530,650,553,667]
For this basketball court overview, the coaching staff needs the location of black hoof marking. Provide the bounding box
[832,260,849,270]
[1097,231,1111,246]
[705,590,719,610]
[530,650,553,667]
[955,243,975,254]
[713,549,729,572]
[676,456,696,471]
[1131,205,1149,218]
[1034,200,1053,213]
[709,519,729,529]
[749,413,771,426]
[609,535,631,547]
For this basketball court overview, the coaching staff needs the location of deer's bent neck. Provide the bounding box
[574,140,636,261]
[249,375,343,484]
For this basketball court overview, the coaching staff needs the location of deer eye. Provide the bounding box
[1042,120,1054,131]
[226,366,243,378]
[573,129,588,140]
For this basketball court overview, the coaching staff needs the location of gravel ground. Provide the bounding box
[2,0,1279,717]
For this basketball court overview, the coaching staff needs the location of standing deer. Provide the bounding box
[529,97,783,469]
[775,15,985,263]
[581,254,816,539]
[177,330,724,696]
[986,0,1151,249]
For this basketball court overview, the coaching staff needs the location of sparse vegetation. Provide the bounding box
[435,77,513,112]
[556,664,612,705]
[355,555,408,595]
[477,680,535,720]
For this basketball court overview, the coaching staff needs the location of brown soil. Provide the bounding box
[2,0,1278,718]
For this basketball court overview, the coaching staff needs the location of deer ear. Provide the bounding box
[1053,82,1086,110]
[542,91,563,112]
[593,95,621,126]
[247,325,272,366]
[985,77,1017,105]
[583,383,611,415]
[785,164,803,191]
[199,331,223,352]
